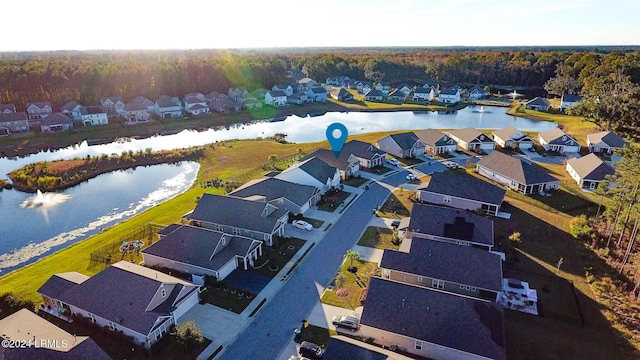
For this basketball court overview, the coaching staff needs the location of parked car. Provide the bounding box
[527,147,536,152]
[332,315,360,330]
[292,220,313,231]
[405,174,416,181]
[299,341,324,359]
[386,158,401,166]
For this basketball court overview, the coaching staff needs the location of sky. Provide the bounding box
[2,0,639,52]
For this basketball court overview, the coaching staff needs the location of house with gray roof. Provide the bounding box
[186,193,288,246]
[80,106,109,126]
[37,261,200,349]
[525,97,551,111]
[265,90,287,106]
[301,140,387,179]
[375,81,391,95]
[380,237,504,301]
[0,309,112,360]
[155,95,182,118]
[272,84,294,96]
[209,97,242,113]
[0,103,16,113]
[587,131,628,155]
[447,127,495,152]
[416,172,505,216]
[476,151,559,194]
[364,89,384,102]
[26,101,53,120]
[142,225,263,281]
[406,204,495,250]
[387,89,407,102]
[230,177,321,214]
[307,87,328,102]
[560,93,583,111]
[0,111,29,135]
[358,277,506,360]
[40,113,74,132]
[287,92,309,105]
[376,132,425,159]
[184,93,210,116]
[60,101,83,120]
[275,156,341,194]
[416,129,457,154]
[297,77,319,92]
[329,87,354,102]
[413,87,435,102]
[438,88,461,104]
[468,86,488,100]
[538,128,580,153]
[566,153,616,190]
[124,96,154,123]
[101,96,125,116]
[492,126,534,149]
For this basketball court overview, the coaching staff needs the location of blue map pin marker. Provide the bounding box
[326,122,348,158]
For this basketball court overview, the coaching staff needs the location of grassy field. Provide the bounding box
[507,105,598,143]
[377,189,414,218]
[321,259,379,309]
[357,226,400,250]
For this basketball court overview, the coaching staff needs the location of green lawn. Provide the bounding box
[359,165,394,175]
[357,226,400,250]
[201,285,256,314]
[377,189,413,218]
[317,189,351,212]
[341,175,368,188]
[251,237,306,278]
[321,259,379,309]
[397,157,424,166]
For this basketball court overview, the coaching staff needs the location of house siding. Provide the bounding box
[81,113,109,126]
[416,191,500,216]
[67,304,154,347]
[477,165,558,194]
[381,270,496,301]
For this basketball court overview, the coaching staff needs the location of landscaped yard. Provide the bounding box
[201,285,256,314]
[357,226,400,250]
[359,165,394,175]
[317,189,351,212]
[321,259,379,309]
[342,175,368,187]
[397,157,424,166]
[251,237,306,278]
[377,189,414,218]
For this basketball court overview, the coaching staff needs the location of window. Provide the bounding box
[161,288,166,298]
[443,196,451,203]
[415,340,423,350]
[221,237,226,246]
[88,312,96,323]
[432,279,444,289]
[233,228,241,235]
[215,224,223,232]
[417,276,423,282]
[108,321,117,331]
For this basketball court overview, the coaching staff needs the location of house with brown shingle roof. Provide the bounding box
[492,126,534,149]
[415,129,457,155]
[40,113,74,132]
[447,127,495,152]
[587,131,628,155]
[566,153,616,190]
[0,111,29,135]
[476,151,559,194]
[538,128,580,153]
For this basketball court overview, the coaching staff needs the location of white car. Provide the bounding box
[292,220,313,231]
[405,174,416,181]
[387,158,401,166]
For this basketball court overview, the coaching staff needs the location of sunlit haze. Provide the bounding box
[3,0,639,51]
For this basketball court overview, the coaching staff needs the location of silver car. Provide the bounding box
[331,315,360,330]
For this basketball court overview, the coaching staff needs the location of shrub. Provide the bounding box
[570,215,593,240]
[509,232,522,248]
[174,321,205,350]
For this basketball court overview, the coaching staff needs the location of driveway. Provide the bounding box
[180,304,247,346]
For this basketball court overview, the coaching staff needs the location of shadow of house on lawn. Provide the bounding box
[495,202,639,360]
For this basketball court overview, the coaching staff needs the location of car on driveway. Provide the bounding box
[387,158,401,166]
[292,220,313,231]
[299,341,324,359]
[405,174,416,181]
[332,315,360,330]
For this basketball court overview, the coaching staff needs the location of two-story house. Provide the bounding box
[265,90,287,106]
[124,96,153,123]
[307,87,328,102]
[184,93,210,116]
[80,106,109,126]
[272,84,294,96]
[60,101,83,120]
[155,95,183,118]
[0,112,30,135]
[101,96,126,116]
[26,101,53,120]
[438,88,461,104]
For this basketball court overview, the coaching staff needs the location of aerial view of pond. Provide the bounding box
[0,162,198,273]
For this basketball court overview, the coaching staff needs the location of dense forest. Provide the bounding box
[1,48,640,130]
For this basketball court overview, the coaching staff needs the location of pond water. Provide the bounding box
[0,162,198,273]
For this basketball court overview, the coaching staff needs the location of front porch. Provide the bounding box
[38,302,73,322]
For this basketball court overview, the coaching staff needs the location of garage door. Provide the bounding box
[173,290,200,322]
[218,258,238,281]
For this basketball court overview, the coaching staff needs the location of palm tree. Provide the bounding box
[345,250,360,270]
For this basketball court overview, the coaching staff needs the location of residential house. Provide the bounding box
[468,86,488,100]
[357,81,372,94]
[155,95,183,119]
[272,84,294,96]
[326,76,351,86]
[307,87,328,102]
[186,193,288,245]
[209,97,242,113]
[0,103,16,113]
[265,90,287,106]
[204,91,228,103]
[285,68,305,81]
[100,96,126,116]
[587,131,628,155]
[322,336,396,360]
[438,88,461,104]
[416,172,506,216]
[376,132,425,159]
[538,128,580,153]
[0,309,112,360]
[80,106,109,126]
[560,93,583,111]
[142,225,263,282]
[396,83,412,96]
[287,92,309,105]
[566,153,616,190]
[416,129,458,155]
[60,101,83,120]
[40,113,74,132]
[297,77,318,92]
[328,87,354,101]
[387,89,407,102]
[375,82,391,95]
[183,93,210,116]
[413,87,435,102]
[228,87,252,104]
[447,127,495,152]
[380,236,504,301]
[243,97,262,110]
[422,82,438,93]
[364,89,384,102]
[347,79,360,90]
[358,277,506,360]
[0,112,30,135]
[37,262,200,349]
[405,204,495,250]
[476,151,560,194]
[26,101,53,120]
[124,96,153,123]
[250,88,269,102]
[275,156,341,195]
[301,140,387,179]
[230,177,321,214]
[525,97,551,111]
[492,126,534,149]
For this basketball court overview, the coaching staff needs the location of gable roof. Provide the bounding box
[36,272,89,298]
[0,103,16,113]
[230,177,318,207]
[439,88,460,96]
[101,96,124,105]
[60,101,82,112]
[156,95,181,108]
[448,127,494,143]
[364,89,384,97]
[0,309,112,360]
[40,113,72,126]
[0,111,28,122]
[419,172,505,206]
[188,193,288,234]
[302,140,386,170]
[415,129,456,147]
[567,153,615,181]
[477,151,558,185]
[142,225,261,272]
[360,278,506,360]
[80,106,105,115]
[205,91,227,101]
[322,337,388,360]
[308,87,327,94]
[286,156,338,184]
[381,239,503,291]
[561,93,583,103]
[414,87,432,94]
[27,101,53,109]
[538,128,578,145]
[387,89,406,98]
[125,96,153,111]
[384,132,421,150]
[407,204,494,247]
[268,90,287,98]
[587,131,627,148]
[526,97,551,107]
[469,86,486,94]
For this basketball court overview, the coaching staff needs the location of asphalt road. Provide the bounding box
[217,171,408,360]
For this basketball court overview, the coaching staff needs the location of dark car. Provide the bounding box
[299,341,324,359]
